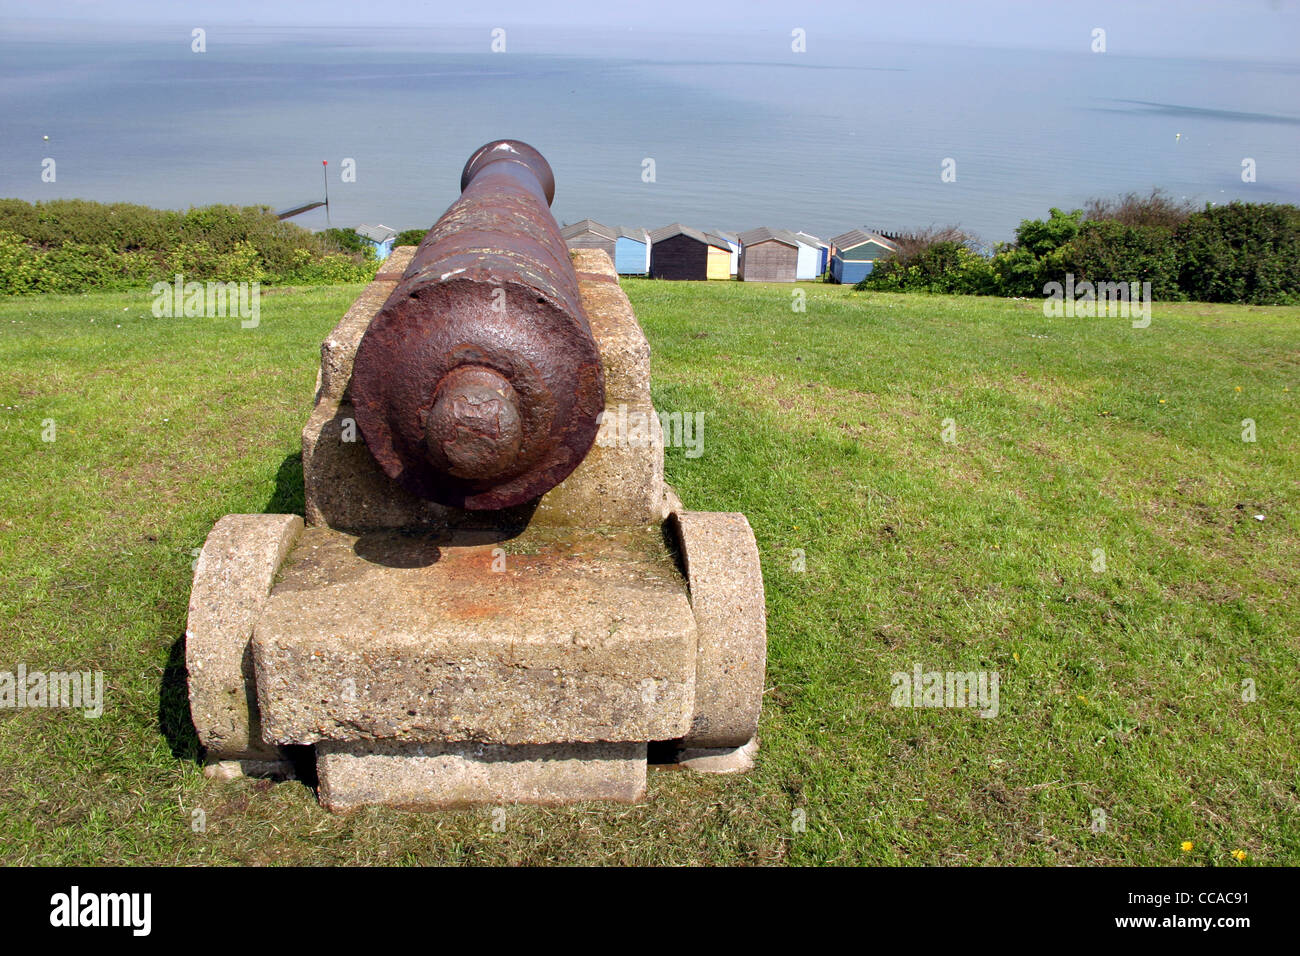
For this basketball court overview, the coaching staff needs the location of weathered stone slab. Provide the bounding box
[314,245,414,405]
[186,513,303,760]
[376,245,416,280]
[672,511,767,748]
[569,249,651,407]
[532,250,662,526]
[252,525,696,746]
[302,397,450,533]
[317,740,646,810]
[533,403,664,527]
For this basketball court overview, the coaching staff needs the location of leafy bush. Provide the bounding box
[1049,220,1184,300]
[394,228,428,247]
[1176,202,1300,305]
[321,228,369,255]
[283,248,379,284]
[856,196,1298,305]
[858,228,997,295]
[0,198,374,293]
[862,240,997,295]
[989,246,1041,296]
[1014,208,1083,258]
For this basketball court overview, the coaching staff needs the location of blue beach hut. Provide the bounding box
[829,229,899,284]
[614,227,650,275]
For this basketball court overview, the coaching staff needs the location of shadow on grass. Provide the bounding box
[265,452,305,516]
[159,634,201,764]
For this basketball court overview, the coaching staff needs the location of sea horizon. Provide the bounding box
[3,16,1298,245]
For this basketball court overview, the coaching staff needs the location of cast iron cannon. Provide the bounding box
[351,140,605,510]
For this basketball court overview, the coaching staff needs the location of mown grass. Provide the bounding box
[0,278,1295,865]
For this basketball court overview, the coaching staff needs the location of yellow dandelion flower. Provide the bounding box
[1013,652,1021,663]
[1159,399,1167,404]
[1181,841,1193,852]
[1232,849,1247,862]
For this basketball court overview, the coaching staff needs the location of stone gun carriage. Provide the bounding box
[186,141,767,809]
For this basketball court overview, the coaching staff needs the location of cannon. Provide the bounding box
[352,141,604,509]
[185,142,768,809]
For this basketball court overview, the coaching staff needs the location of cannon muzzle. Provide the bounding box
[351,141,605,510]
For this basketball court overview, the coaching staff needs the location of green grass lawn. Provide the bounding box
[0,279,1295,865]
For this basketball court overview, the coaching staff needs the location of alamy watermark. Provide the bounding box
[151,274,260,328]
[1042,273,1151,328]
[50,886,150,936]
[595,403,704,458]
[0,664,103,717]
[891,663,999,718]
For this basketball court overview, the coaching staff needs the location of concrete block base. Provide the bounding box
[252,524,697,747]
[317,741,647,811]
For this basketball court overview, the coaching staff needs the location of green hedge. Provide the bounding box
[0,199,379,294]
[1177,202,1300,305]
[860,200,1300,305]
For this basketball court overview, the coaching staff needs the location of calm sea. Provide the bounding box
[2,19,1298,244]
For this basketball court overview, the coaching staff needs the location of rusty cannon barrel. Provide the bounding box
[351,141,605,510]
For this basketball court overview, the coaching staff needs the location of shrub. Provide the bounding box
[858,227,997,295]
[0,199,374,293]
[1048,220,1184,300]
[0,230,40,294]
[1013,208,1083,259]
[989,246,1041,297]
[1176,202,1300,305]
[394,228,428,247]
[1084,188,1195,231]
[321,228,369,255]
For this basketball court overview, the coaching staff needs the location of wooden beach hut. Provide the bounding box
[561,220,618,265]
[737,227,801,283]
[703,232,734,280]
[828,229,899,284]
[709,230,741,276]
[613,227,650,275]
[649,224,712,280]
[794,232,829,280]
[356,223,397,262]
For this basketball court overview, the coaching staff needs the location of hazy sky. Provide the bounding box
[3,0,1299,60]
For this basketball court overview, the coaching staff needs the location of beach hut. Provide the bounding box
[649,224,712,280]
[561,220,618,265]
[737,227,801,283]
[356,223,397,261]
[828,229,899,284]
[794,232,829,280]
[709,230,741,276]
[613,226,650,275]
[703,232,734,280]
